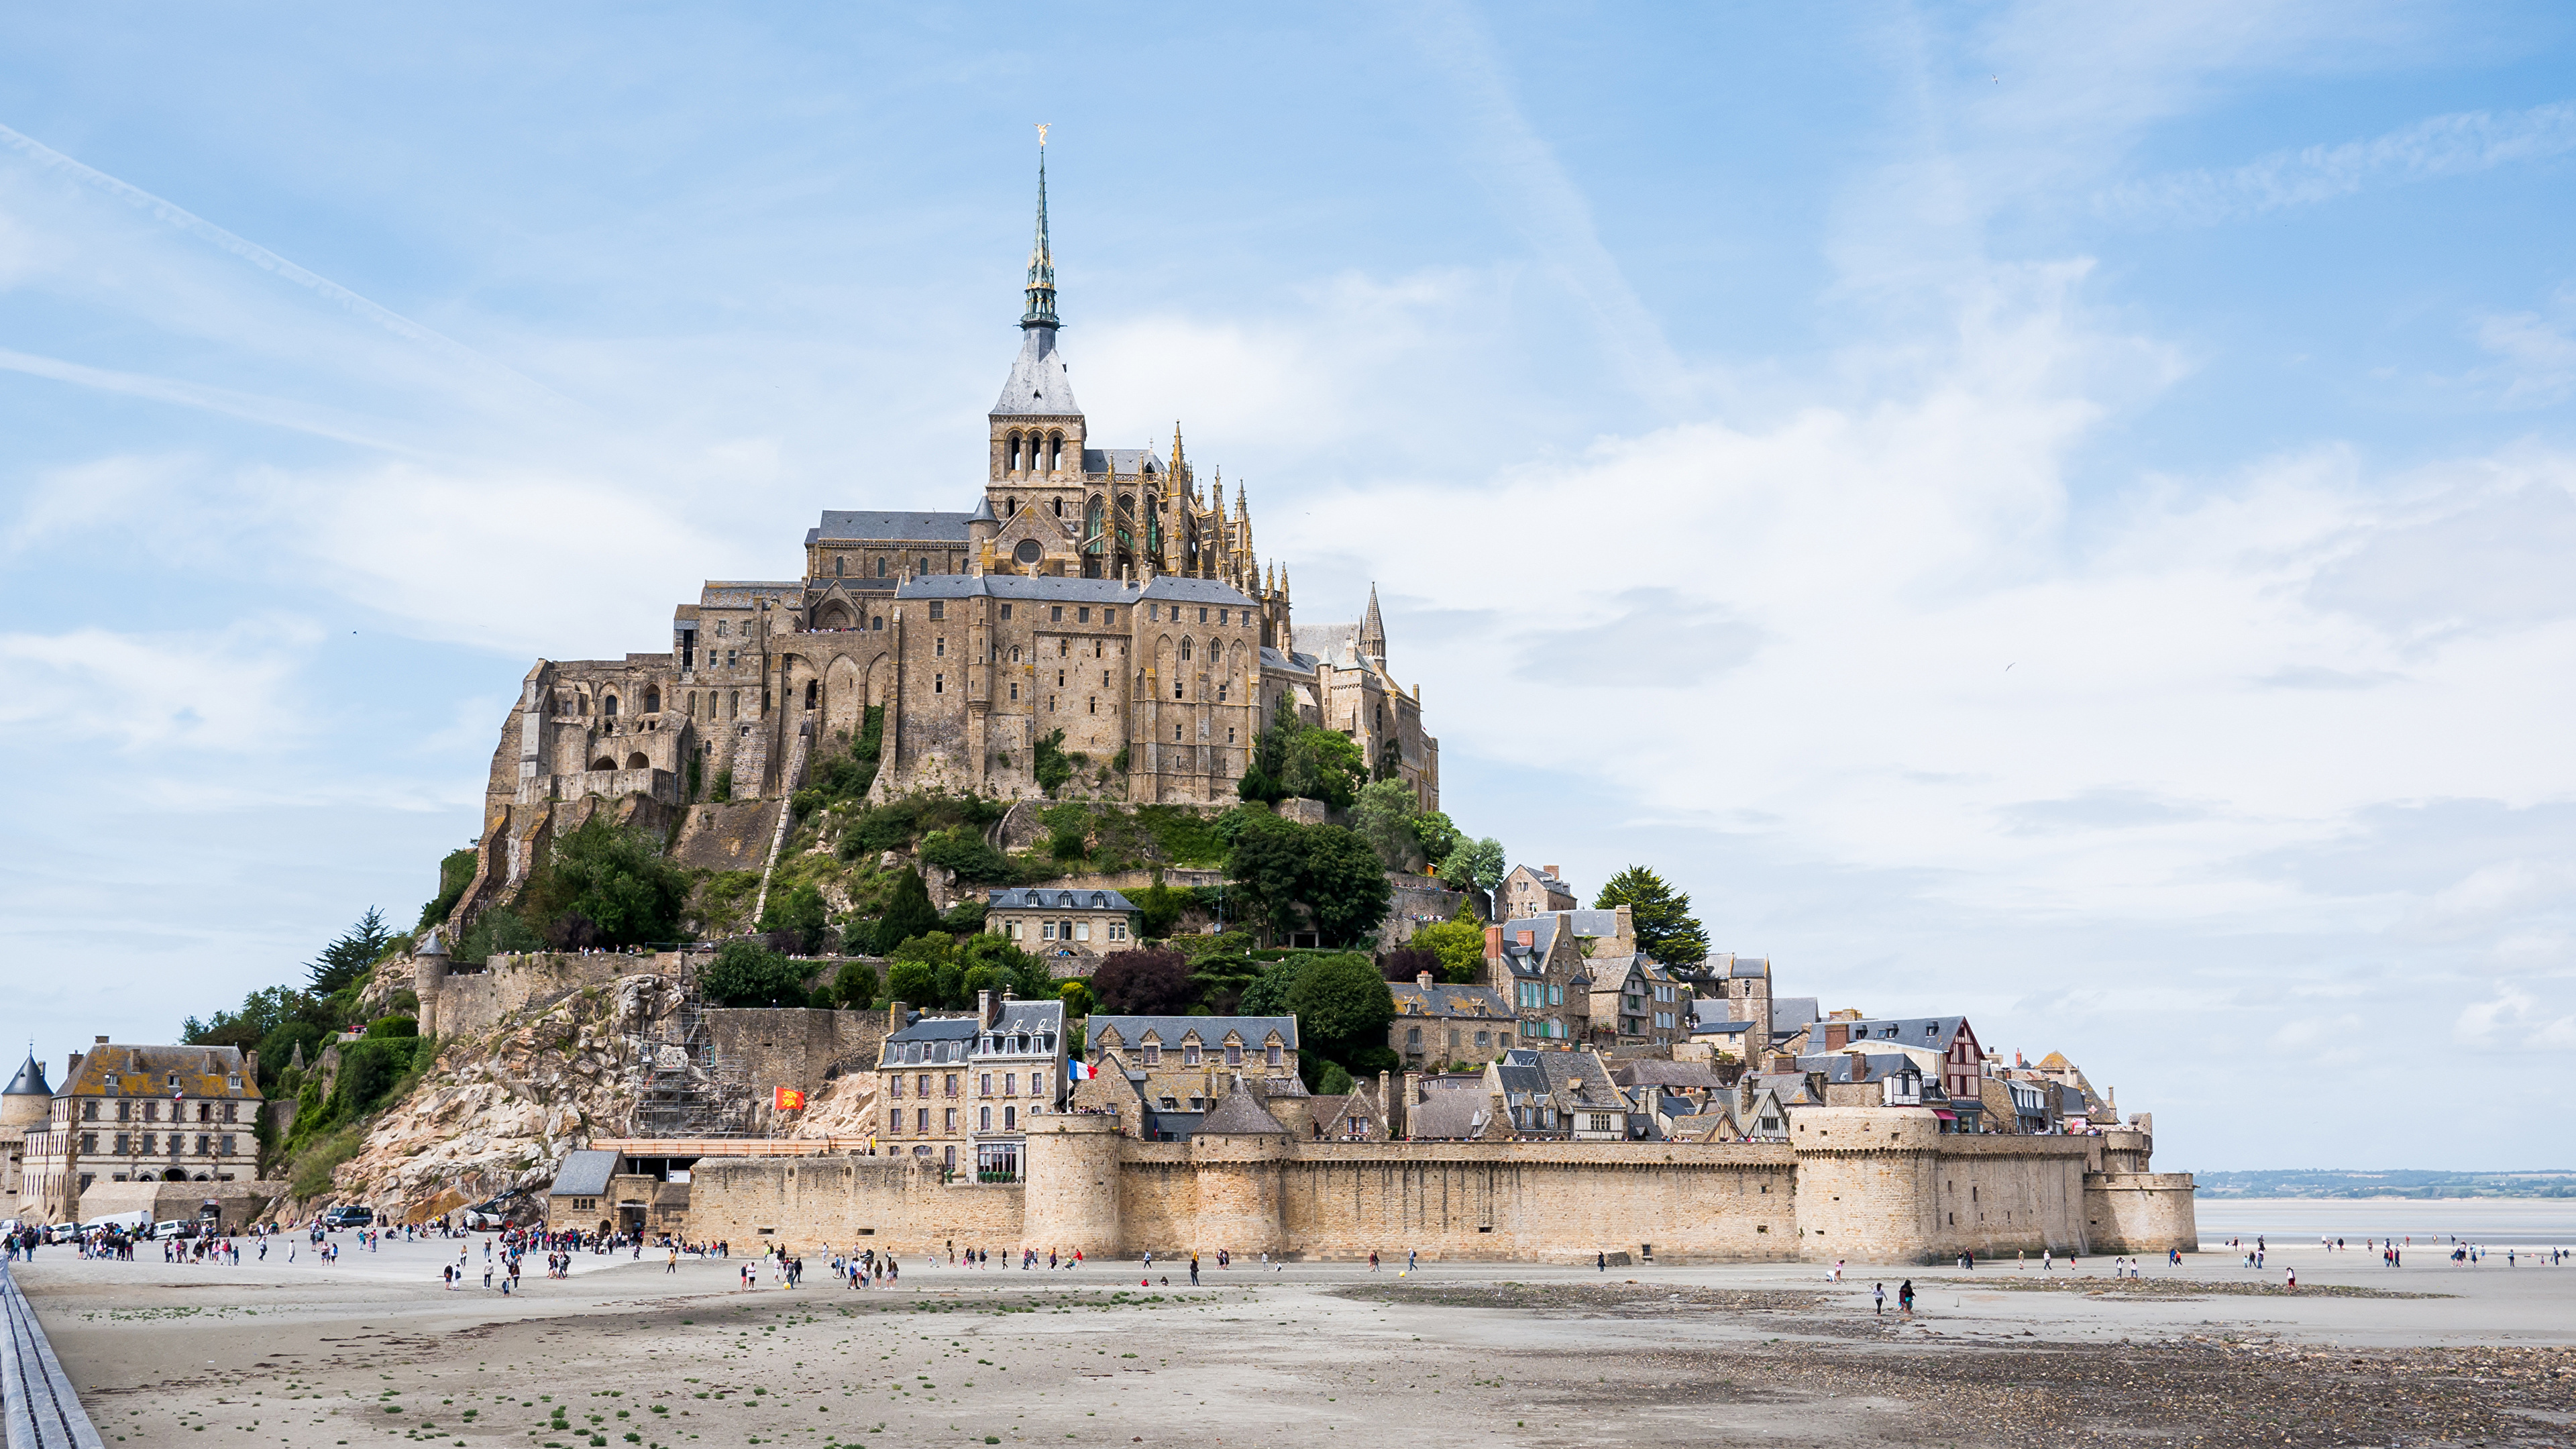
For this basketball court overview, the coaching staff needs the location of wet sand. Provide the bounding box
[14,1239,2575,1448]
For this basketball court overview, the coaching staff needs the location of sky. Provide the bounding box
[3,2,2573,1171]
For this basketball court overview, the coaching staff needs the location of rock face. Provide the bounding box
[323,974,686,1223]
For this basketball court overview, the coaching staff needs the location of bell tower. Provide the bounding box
[987,126,1088,548]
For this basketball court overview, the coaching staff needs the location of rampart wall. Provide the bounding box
[682,1112,2198,1265]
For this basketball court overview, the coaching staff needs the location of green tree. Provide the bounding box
[759,883,828,952]
[1595,865,1709,965]
[699,939,807,1007]
[1316,1061,1354,1096]
[1410,810,1462,869]
[1287,952,1397,1063]
[521,816,693,947]
[1236,957,1303,1017]
[305,908,392,995]
[1281,728,1364,809]
[1407,914,1489,985]
[1132,878,1189,939]
[1440,837,1507,914]
[1033,729,1077,794]
[454,906,544,965]
[828,958,879,1010]
[1226,815,1391,949]
[1351,779,1424,871]
[873,868,942,955]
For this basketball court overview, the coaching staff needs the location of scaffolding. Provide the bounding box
[629,959,753,1137]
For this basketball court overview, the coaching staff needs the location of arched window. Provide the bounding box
[1005,431,1021,472]
[1048,432,1063,472]
[876,557,887,578]
[643,686,660,713]
[804,679,818,708]
[1083,496,1106,551]
[728,690,740,718]
[591,757,616,771]
[627,751,649,770]
[871,616,883,631]
[1179,638,1192,661]
[601,694,619,718]
[918,555,929,574]
[835,556,845,578]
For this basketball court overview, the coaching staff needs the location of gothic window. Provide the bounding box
[1084,496,1106,551]
[876,557,887,578]
[602,694,618,718]
[1010,647,1021,663]
[1179,638,1192,661]
[872,616,883,631]
[729,691,740,718]
[835,556,845,578]
[918,556,930,574]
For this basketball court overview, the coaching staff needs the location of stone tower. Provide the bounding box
[3,1051,50,1213]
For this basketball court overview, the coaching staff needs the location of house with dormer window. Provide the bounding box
[1480,912,1599,1046]
[1084,1014,1298,1132]
[985,887,1137,977]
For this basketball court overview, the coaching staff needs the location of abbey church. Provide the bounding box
[472,146,1436,889]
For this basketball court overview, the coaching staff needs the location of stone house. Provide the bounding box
[1309,1081,1392,1141]
[877,994,1069,1177]
[1084,1015,1298,1119]
[1587,951,1688,1051]
[1739,1071,1825,1140]
[19,1039,265,1222]
[1482,913,1598,1046]
[984,886,1137,977]
[1498,864,1578,921]
[1796,1051,1929,1109]
[1804,1016,1983,1102]
[1386,976,1515,1069]
[1483,1049,1631,1140]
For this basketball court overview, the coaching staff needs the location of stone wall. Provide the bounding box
[702,1007,887,1120]
[423,950,692,1042]
[685,1110,2194,1265]
[2083,1172,2200,1255]
[1381,873,1468,947]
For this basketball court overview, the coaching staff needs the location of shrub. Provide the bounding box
[1132,880,1189,940]
[939,899,987,934]
[711,767,734,802]
[519,815,693,948]
[699,939,806,1008]
[331,1037,420,1118]
[1408,914,1490,984]
[419,849,478,932]
[919,826,1013,883]
[288,1124,366,1199]
[757,883,829,953]
[363,1016,418,1038]
[1316,1061,1354,1097]
[1090,948,1195,1014]
[1034,729,1077,794]
[828,959,879,1010]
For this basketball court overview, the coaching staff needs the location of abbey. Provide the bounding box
[474,147,1436,882]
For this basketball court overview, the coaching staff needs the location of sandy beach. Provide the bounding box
[13,1234,2575,1449]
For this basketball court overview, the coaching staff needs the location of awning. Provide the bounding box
[1931,1110,1956,1121]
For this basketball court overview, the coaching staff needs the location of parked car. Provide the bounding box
[46,1222,85,1244]
[462,1196,524,1231]
[320,1205,374,1229]
[151,1220,195,1240]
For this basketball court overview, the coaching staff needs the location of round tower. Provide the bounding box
[1022,1112,1124,1258]
[3,1051,50,1211]
[412,929,451,1040]
[1189,1085,1291,1258]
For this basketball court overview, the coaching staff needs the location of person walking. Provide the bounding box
[1406,1248,1417,1273]
[1369,1250,1380,1272]
[1872,1283,1885,1315]
[1897,1279,1915,1316]
[1189,1252,1199,1287]
[1596,1251,1606,1273]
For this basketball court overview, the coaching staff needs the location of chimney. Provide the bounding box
[1847,1049,1868,1081]
[1404,1069,1424,1106]
[978,989,995,1028]
[1544,865,1559,878]
[244,1050,258,1082]
[888,1000,910,1032]
[1484,924,1503,958]
[1416,970,1434,989]
[1824,1022,1847,1051]
[1770,1054,1796,1073]
[95,1035,108,1044]
[1613,904,1633,943]
[1517,930,1535,948]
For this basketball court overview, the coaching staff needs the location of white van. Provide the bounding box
[152,1220,193,1240]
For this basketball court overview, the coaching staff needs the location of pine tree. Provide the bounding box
[305,908,392,994]
[1595,866,1709,965]
[873,868,941,955]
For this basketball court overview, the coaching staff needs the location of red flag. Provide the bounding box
[774,1087,806,1112]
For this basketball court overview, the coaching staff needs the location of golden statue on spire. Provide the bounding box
[1035,122,1050,146]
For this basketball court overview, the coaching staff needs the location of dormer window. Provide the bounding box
[1183,1043,1202,1066]
[1142,1044,1161,1066]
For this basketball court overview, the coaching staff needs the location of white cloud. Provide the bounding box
[2473,289,2576,407]
[0,619,320,753]
[2096,99,2576,225]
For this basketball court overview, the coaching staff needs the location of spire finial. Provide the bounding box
[1022,125,1059,329]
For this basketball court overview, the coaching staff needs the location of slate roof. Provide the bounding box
[989,887,1136,912]
[1491,1049,1627,1113]
[882,1016,977,1065]
[894,575,1256,608]
[549,1149,621,1198]
[1389,982,1509,1019]
[1405,1089,1492,1140]
[993,326,1081,417]
[1794,1052,1923,1085]
[808,510,977,545]
[987,999,1065,1039]
[1197,1089,1289,1136]
[1770,997,1820,1034]
[1088,1015,1298,1052]
[56,1044,260,1102]
[1609,1060,1729,1090]
[1835,1016,1973,1050]
[1290,623,1359,657]
[1259,645,1320,677]
[1746,1071,1825,1107]
[1081,447,1165,476]
[5,1053,48,1097]
[1730,957,1772,979]
[1688,1001,1750,1034]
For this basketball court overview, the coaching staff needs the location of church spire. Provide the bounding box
[1022,125,1059,329]
[1361,582,1387,665]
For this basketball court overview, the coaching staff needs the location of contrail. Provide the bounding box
[0,120,572,409]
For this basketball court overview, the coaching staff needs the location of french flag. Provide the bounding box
[1067,1060,1093,1083]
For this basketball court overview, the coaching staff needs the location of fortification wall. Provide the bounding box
[426,951,690,1040]
[2083,1172,2199,1254]
[688,1155,1024,1253]
[682,1110,2191,1265]
[703,1007,885,1116]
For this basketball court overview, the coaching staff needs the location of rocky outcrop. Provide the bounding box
[318,973,685,1224]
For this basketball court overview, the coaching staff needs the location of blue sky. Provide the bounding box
[5,3,2573,1171]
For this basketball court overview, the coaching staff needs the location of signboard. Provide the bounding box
[773,1087,806,1112]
